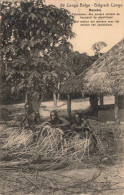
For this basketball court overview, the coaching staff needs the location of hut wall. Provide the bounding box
[98,104,124,122]
[118,96,124,109]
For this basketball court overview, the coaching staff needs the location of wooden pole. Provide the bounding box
[53,92,57,108]
[100,94,103,106]
[67,93,71,119]
[114,95,119,124]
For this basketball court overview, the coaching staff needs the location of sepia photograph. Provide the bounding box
[0,0,124,194]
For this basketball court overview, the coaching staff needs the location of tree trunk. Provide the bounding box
[89,95,98,116]
[57,83,60,101]
[23,92,42,127]
[89,95,98,110]
[58,92,60,102]
[99,94,103,106]
[67,93,71,119]
[53,92,57,108]
[114,95,119,124]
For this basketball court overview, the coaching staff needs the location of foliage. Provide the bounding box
[1,0,75,101]
[66,51,98,76]
[92,41,107,56]
[48,47,98,96]
[1,0,100,104]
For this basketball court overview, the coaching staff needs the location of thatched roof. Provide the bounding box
[60,71,86,94]
[60,38,124,96]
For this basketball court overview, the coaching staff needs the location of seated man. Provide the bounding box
[21,103,40,129]
[71,113,97,149]
[47,110,70,130]
[71,113,89,134]
[32,110,69,141]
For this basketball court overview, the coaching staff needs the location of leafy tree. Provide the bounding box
[49,47,99,101]
[68,51,98,76]
[1,0,75,124]
[92,41,107,57]
[39,39,81,106]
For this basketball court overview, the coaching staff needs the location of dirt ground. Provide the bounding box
[0,165,124,195]
[0,99,124,195]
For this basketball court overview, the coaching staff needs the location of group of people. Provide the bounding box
[22,107,97,150]
[47,110,97,149]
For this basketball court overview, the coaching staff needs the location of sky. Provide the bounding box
[45,0,124,55]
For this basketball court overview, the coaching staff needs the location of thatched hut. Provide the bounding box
[60,38,124,122]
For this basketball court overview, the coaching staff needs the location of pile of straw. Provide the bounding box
[1,123,104,169]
